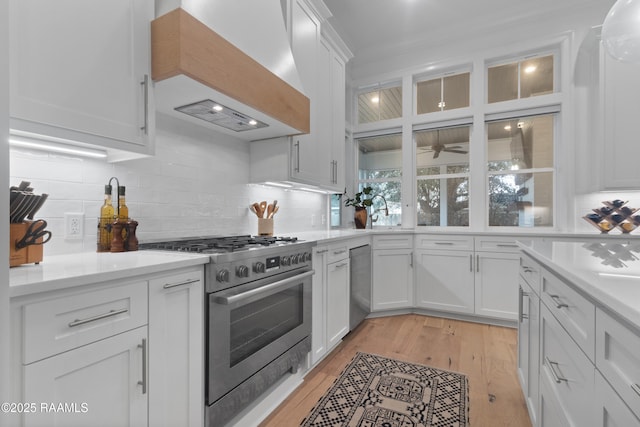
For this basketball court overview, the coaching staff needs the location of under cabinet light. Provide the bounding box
[9,135,108,159]
[299,187,330,194]
[264,181,294,188]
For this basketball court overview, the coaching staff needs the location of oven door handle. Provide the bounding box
[214,270,315,305]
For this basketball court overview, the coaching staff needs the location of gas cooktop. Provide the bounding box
[139,235,300,254]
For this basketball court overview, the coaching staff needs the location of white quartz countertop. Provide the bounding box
[9,251,210,298]
[519,238,640,330]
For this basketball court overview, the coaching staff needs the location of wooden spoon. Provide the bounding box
[252,202,262,218]
[259,201,267,218]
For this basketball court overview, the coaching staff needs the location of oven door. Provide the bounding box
[207,268,313,404]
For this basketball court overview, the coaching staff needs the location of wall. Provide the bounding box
[9,113,328,255]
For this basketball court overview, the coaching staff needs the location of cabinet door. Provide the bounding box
[149,270,204,427]
[415,249,474,314]
[372,249,413,311]
[595,371,640,427]
[600,41,640,190]
[311,247,328,365]
[475,252,520,320]
[326,259,350,349]
[315,38,333,187]
[331,52,346,190]
[23,326,148,427]
[540,304,595,427]
[290,0,320,183]
[10,0,154,154]
[518,279,540,427]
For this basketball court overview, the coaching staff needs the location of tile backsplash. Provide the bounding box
[10,114,328,255]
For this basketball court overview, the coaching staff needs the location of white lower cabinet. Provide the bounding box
[415,249,474,314]
[326,258,350,349]
[148,269,204,427]
[311,244,350,365]
[517,276,539,427]
[23,326,148,427]
[414,236,521,321]
[595,371,640,426]
[12,265,205,427]
[539,304,594,426]
[372,235,413,311]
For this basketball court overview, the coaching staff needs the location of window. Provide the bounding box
[415,125,471,226]
[356,133,402,226]
[330,194,341,228]
[416,72,470,114]
[358,84,402,124]
[487,114,555,227]
[487,54,554,103]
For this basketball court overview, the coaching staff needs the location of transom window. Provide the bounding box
[487,54,554,103]
[416,72,470,114]
[357,83,402,124]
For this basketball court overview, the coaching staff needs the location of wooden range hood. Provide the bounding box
[151,8,310,139]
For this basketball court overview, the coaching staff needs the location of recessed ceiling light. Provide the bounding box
[249,119,258,126]
[212,104,223,111]
[504,125,512,131]
[371,96,380,103]
[524,65,537,74]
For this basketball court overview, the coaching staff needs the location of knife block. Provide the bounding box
[9,221,44,267]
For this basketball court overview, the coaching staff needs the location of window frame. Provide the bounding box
[414,68,472,115]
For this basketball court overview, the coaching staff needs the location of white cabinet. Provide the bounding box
[9,0,155,160]
[23,327,148,427]
[311,243,350,365]
[249,0,349,190]
[518,275,539,427]
[14,281,149,427]
[372,235,413,311]
[414,235,521,320]
[326,257,350,349]
[595,371,640,427]
[539,304,595,427]
[415,249,474,314]
[148,268,204,427]
[598,40,640,190]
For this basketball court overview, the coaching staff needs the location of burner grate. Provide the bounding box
[140,235,299,253]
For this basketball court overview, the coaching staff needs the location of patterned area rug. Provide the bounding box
[301,352,469,427]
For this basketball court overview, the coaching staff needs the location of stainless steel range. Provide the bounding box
[141,235,314,427]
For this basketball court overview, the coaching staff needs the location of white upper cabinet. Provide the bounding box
[9,0,155,161]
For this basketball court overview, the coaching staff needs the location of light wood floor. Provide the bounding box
[260,314,532,427]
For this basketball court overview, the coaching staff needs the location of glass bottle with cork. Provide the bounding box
[97,184,114,252]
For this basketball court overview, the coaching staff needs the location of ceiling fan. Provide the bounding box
[418,129,468,159]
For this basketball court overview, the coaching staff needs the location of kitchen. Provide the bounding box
[2,0,640,426]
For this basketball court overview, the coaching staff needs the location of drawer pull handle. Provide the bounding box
[435,242,454,245]
[163,278,200,289]
[333,249,346,254]
[549,294,569,309]
[68,308,129,328]
[316,249,328,254]
[497,244,518,248]
[632,383,640,397]
[335,262,348,268]
[545,357,568,383]
[138,338,147,394]
[522,266,533,273]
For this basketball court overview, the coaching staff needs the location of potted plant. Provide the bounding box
[344,186,373,229]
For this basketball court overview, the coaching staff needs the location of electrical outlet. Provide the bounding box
[65,213,84,240]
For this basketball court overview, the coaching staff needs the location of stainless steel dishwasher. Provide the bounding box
[349,244,371,330]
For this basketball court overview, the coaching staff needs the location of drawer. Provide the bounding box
[541,269,595,362]
[23,281,148,364]
[595,370,640,426]
[474,236,531,253]
[519,253,541,293]
[327,245,349,263]
[372,234,412,250]
[596,308,640,419]
[540,304,595,427]
[414,234,473,250]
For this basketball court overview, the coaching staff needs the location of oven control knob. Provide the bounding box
[236,265,249,278]
[254,262,266,274]
[304,252,312,262]
[281,256,291,266]
[216,269,230,283]
[291,254,299,264]
[296,253,305,263]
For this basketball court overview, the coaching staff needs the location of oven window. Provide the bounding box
[229,284,304,367]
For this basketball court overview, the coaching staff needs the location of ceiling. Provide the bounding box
[323,0,614,76]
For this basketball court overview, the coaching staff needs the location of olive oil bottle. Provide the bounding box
[97,185,114,252]
[118,186,128,220]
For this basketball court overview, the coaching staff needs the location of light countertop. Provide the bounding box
[519,238,640,330]
[9,251,210,298]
